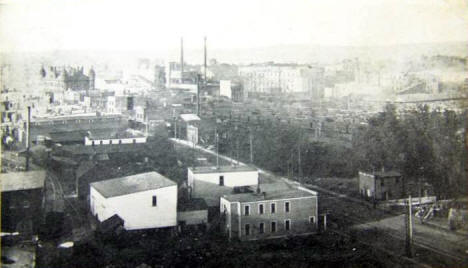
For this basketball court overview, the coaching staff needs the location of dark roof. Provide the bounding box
[99,214,124,234]
[91,172,176,198]
[189,165,258,174]
[57,143,147,155]
[1,170,46,192]
[48,131,88,142]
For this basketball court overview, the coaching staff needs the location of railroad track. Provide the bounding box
[315,189,468,266]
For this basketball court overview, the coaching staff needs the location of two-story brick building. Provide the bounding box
[220,182,318,240]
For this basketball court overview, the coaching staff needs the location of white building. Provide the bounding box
[238,64,324,98]
[187,165,259,206]
[180,113,201,145]
[220,80,232,99]
[90,172,178,230]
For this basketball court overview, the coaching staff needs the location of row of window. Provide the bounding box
[244,201,290,216]
[33,117,121,125]
[244,217,316,236]
[91,139,137,145]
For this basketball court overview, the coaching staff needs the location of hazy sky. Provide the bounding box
[0,0,467,52]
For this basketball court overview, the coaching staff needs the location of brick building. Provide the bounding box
[220,182,318,240]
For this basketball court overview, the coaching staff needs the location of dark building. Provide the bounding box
[39,66,95,92]
[1,170,46,235]
[29,113,127,145]
[358,171,403,201]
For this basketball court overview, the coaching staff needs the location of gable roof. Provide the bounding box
[1,170,46,192]
[90,172,176,198]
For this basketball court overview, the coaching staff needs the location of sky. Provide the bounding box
[0,0,467,53]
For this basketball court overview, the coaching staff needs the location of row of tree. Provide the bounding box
[215,104,466,198]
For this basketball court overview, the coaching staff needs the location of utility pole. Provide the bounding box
[174,119,177,139]
[215,126,219,168]
[405,195,414,258]
[249,128,253,163]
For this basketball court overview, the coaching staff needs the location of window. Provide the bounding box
[219,176,224,186]
[259,222,265,234]
[245,224,250,236]
[309,216,315,224]
[271,221,277,233]
[258,203,264,214]
[271,203,276,214]
[285,219,291,231]
[152,196,157,207]
[244,205,250,216]
[285,201,290,213]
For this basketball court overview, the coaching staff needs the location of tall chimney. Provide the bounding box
[180,37,184,84]
[196,74,201,116]
[204,36,207,84]
[26,106,31,171]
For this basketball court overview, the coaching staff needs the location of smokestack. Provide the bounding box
[196,74,201,116]
[204,36,207,84]
[180,37,184,83]
[26,106,31,171]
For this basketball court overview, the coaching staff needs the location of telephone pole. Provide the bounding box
[215,126,219,168]
[405,195,414,258]
[249,128,253,163]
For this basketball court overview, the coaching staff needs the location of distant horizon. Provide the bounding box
[2,41,467,66]
[1,0,467,54]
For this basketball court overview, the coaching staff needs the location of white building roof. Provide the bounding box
[179,114,201,122]
[91,172,176,198]
[189,165,258,174]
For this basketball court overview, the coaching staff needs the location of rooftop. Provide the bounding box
[180,114,201,122]
[189,165,258,174]
[32,113,123,123]
[1,170,46,192]
[222,182,316,203]
[90,172,176,198]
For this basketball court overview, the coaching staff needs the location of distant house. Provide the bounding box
[187,165,259,207]
[220,182,319,240]
[179,113,200,144]
[1,170,46,235]
[358,171,403,201]
[90,172,178,230]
